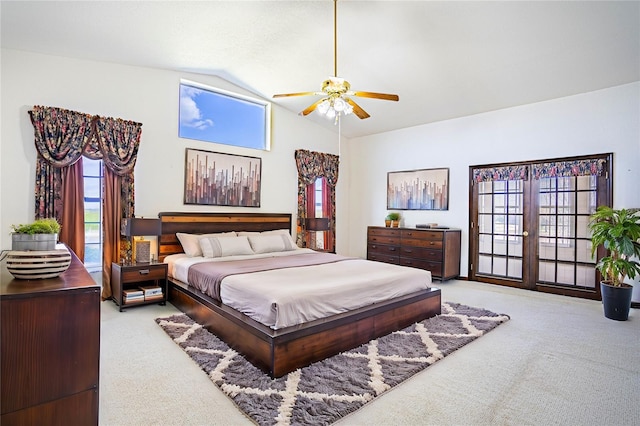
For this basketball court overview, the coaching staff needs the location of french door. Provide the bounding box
[469,154,612,299]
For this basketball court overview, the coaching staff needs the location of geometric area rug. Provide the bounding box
[156,302,509,426]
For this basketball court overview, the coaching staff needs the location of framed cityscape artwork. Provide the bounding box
[387,167,449,210]
[184,148,261,207]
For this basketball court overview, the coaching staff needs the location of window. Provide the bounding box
[83,157,103,272]
[306,177,332,251]
[178,80,271,151]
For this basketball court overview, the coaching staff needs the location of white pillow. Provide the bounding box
[200,236,254,258]
[248,234,288,254]
[176,231,237,257]
[238,229,297,251]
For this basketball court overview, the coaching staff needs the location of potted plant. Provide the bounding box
[10,218,61,251]
[385,212,401,228]
[589,206,640,321]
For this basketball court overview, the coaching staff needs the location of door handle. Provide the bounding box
[522,231,529,237]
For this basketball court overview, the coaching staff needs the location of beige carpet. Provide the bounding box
[99,279,640,425]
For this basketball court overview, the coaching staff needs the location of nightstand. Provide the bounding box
[111,262,168,312]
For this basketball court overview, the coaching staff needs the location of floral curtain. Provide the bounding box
[29,105,142,300]
[473,165,529,182]
[29,106,95,220]
[294,149,339,250]
[532,158,607,179]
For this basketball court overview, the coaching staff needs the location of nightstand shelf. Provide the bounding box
[111,262,168,311]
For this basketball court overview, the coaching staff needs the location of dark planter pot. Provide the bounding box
[600,281,633,321]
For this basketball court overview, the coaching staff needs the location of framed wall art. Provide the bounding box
[387,167,449,210]
[179,79,271,151]
[184,148,261,207]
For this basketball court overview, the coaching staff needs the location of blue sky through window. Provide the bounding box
[179,82,270,150]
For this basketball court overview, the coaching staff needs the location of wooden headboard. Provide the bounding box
[158,212,292,261]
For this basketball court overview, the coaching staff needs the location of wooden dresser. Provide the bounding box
[1,248,100,425]
[367,226,461,281]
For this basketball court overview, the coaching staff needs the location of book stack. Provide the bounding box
[122,289,144,304]
[139,285,163,302]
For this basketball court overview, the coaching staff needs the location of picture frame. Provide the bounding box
[179,79,271,151]
[184,148,261,207]
[387,167,449,210]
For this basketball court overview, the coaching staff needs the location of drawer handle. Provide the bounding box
[371,244,377,249]
[430,242,435,245]
[139,269,150,275]
[389,247,396,251]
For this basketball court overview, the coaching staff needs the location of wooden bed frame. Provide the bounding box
[158,212,442,378]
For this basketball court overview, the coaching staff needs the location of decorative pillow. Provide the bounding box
[238,229,297,251]
[247,234,288,254]
[176,232,237,257]
[200,236,254,258]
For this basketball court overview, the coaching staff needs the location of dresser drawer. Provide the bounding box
[369,227,400,237]
[367,253,400,264]
[367,234,400,245]
[401,238,443,250]
[400,246,442,261]
[122,266,166,283]
[368,243,400,256]
[401,229,444,241]
[399,258,442,275]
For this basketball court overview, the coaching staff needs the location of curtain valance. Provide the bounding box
[29,105,143,174]
[532,158,607,179]
[29,106,95,168]
[295,149,340,187]
[473,165,529,183]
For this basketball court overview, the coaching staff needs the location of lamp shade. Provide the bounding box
[121,218,161,237]
[305,217,330,231]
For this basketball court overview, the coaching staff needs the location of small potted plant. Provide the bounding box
[589,206,640,321]
[10,218,61,251]
[385,212,401,228]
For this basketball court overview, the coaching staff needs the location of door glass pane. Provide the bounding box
[539,239,555,260]
[479,214,492,233]
[508,236,523,257]
[493,257,506,275]
[479,234,492,254]
[508,258,523,279]
[478,255,492,274]
[537,175,597,289]
[494,235,507,255]
[475,178,524,280]
[479,195,493,213]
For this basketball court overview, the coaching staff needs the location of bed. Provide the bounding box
[159,212,441,378]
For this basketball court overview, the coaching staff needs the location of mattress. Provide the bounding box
[165,249,432,329]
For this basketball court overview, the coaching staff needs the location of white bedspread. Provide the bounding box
[165,250,432,330]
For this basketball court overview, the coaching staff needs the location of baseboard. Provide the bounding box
[631,301,640,309]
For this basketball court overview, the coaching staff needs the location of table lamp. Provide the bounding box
[121,218,161,263]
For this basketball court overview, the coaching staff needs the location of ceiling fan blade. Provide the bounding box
[352,91,399,101]
[273,91,319,98]
[346,98,370,119]
[300,98,326,116]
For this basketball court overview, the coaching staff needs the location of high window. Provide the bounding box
[83,157,103,272]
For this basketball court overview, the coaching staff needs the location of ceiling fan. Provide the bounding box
[273,0,399,121]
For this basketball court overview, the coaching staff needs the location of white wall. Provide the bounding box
[345,82,640,278]
[0,48,347,250]
[3,48,639,288]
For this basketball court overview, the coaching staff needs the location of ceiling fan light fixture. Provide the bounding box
[273,0,398,122]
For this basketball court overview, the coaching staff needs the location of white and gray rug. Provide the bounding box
[156,302,509,426]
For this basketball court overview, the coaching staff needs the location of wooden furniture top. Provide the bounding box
[1,247,96,298]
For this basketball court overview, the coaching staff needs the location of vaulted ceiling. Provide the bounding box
[2,1,638,139]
